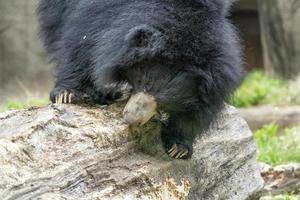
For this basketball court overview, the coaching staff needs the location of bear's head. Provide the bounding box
[91,0,237,126]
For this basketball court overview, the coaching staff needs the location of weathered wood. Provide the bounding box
[258,0,300,79]
[260,163,300,197]
[0,104,263,200]
[239,106,300,131]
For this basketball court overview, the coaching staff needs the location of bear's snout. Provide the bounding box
[123,92,157,126]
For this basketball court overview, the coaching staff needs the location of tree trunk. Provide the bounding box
[0,104,263,200]
[258,0,300,79]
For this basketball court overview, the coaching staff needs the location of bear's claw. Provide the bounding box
[55,91,74,104]
[167,144,189,159]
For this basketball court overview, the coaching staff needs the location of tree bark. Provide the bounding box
[260,163,300,196]
[258,0,300,79]
[0,104,263,200]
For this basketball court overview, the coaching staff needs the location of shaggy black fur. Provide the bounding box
[37,0,243,159]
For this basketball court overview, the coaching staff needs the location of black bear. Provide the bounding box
[37,0,243,159]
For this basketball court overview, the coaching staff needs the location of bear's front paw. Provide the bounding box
[54,90,75,104]
[167,143,192,159]
[51,89,86,104]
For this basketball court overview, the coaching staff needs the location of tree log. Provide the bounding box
[0,104,263,200]
[239,106,300,131]
[260,163,300,196]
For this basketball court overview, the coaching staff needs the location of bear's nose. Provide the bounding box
[125,25,166,50]
[123,92,157,126]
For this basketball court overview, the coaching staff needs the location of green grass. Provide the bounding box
[231,71,288,108]
[263,193,300,200]
[231,70,300,108]
[254,123,300,198]
[0,96,50,112]
[255,123,300,166]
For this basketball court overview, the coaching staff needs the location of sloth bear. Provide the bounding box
[37,0,243,159]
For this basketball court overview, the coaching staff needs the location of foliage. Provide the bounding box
[231,71,287,107]
[264,193,300,200]
[255,123,300,166]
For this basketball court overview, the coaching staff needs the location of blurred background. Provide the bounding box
[0,0,300,198]
[0,0,51,106]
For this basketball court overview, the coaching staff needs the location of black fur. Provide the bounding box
[37,0,243,159]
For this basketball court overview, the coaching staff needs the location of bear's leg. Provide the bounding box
[161,113,197,159]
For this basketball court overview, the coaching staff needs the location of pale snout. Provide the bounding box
[123,92,157,126]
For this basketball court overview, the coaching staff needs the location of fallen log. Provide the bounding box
[260,163,300,197]
[239,106,300,131]
[0,104,263,200]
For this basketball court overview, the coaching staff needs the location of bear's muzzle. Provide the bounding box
[123,92,157,126]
